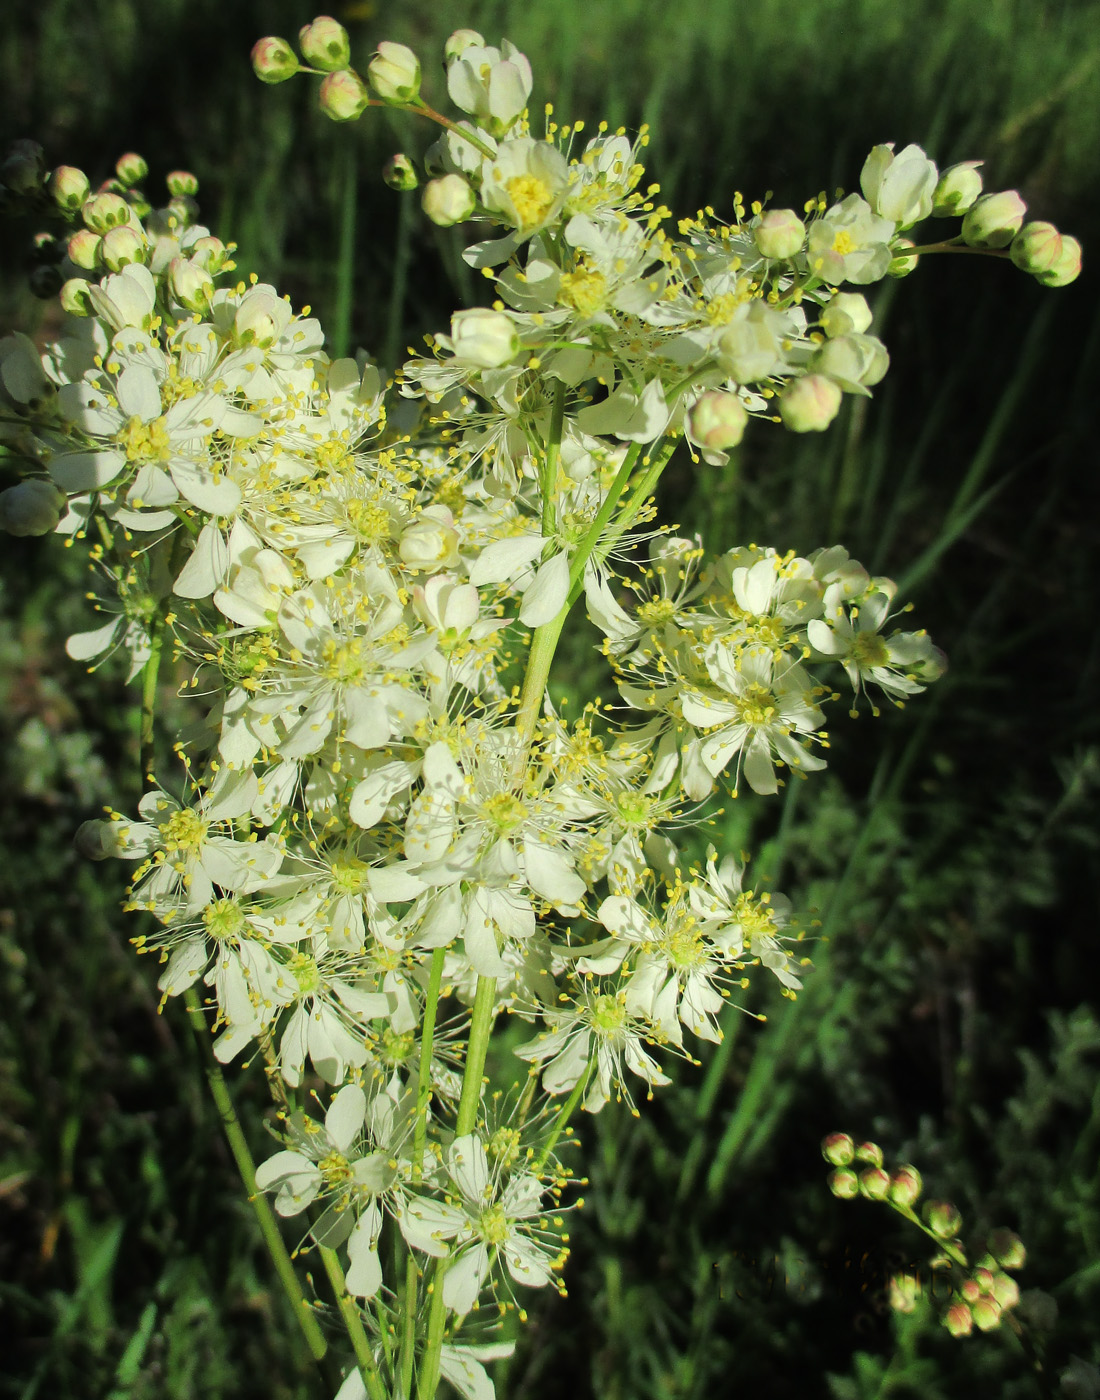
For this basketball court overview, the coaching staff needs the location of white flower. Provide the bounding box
[860,143,938,229]
[807,194,896,285]
[447,40,533,136]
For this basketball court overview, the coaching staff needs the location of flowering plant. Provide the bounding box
[0,17,1081,1399]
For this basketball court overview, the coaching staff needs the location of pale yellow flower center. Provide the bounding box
[481,791,528,836]
[288,952,321,996]
[592,993,626,1035]
[203,897,245,941]
[478,1202,509,1246]
[121,414,172,463]
[159,807,208,853]
[831,230,857,256]
[506,174,554,230]
[734,682,777,727]
[558,266,607,316]
[330,855,369,894]
[850,631,889,669]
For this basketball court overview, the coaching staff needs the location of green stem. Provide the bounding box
[331,139,358,361]
[410,100,498,160]
[541,381,566,537]
[565,442,641,597]
[384,189,415,373]
[319,1245,387,1400]
[181,989,328,1362]
[534,1056,595,1172]
[139,613,165,791]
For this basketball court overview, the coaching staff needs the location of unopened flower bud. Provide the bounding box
[812,333,888,391]
[688,390,748,450]
[59,278,93,315]
[888,1274,921,1313]
[973,1266,996,1294]
[1,140,45,195]
[960,1277,982,1304]
[445,28,485,64]
[859,1167,891,1200]
[100,225,146,271]
[827,1167,859,1199]
[67,228,102,270]
[368,42,421,105]
[821,1132,856,1166]
[971,1296,1002,1331]
[166,170,198,198]
[961,190,1026,249]
[189,235,229,272]
[0,479,66,535]
[450,307,519,368]
[234,292,282,348]
[319,68,370,121]
[169,256,214,312]
[115,152,148,187]
[887,238,919,278]
[820,292,873,338]
[383,154,419,191]
[779,373,843,432]
[854,1141,884,1167]
[1033,232,1082,287]
[82,192,131,234]
[991,1273,1020,1311]
[49,165,91,211]
[251,35,300,84]
[888,1166,923,1207]
[753,208,806,260]
[944,1302,973,1338]
[166,195,199,228]
[422,173,476,226]
[925,1200,962,1239]
[932,161,983,216]
[299,16,351,71]
[987,1228,1026,1271]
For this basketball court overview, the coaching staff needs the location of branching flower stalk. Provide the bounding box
[0,16,1082,1400]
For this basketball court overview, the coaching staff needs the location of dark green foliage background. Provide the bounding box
[2,2,1098,1396]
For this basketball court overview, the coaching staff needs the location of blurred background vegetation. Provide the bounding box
[2,0,1098,1396]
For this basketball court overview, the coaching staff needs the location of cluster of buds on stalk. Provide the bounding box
[823,1133,1027,1338]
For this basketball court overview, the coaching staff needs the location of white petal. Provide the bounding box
[519,551,569,628]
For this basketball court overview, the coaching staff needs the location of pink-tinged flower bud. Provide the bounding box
[992,1273,1020,1311]
[753,208,806,260]
[932,160,983,216]
[887,238,919,278]
[450,307,519,368]
[298,16,351,72]
[960,1277,982,1304]
[688,390,749,450]
[189,235,230,272]
[422,173,476,226]
[888,1166,923,1207]
[169,256,214,312]
[1,140,45,194]
[821,1132,856,1166]
[99,225,147,271]
[368,42,421,105]
[858,1167,891,1201]
[82,192,131,234]
[944,1302,973,1338]
[971,1296,1002,1331]
[779,374,843,432]
[1036,234,1081,288]
[49,165,91,211]
[925,1200,963,1239]
[115,152,148,187]
[888,1273,921,1313]
[445,28,485,64]
[383,153,419,191]
[59,278,93,316]
[166,170,198,198]
[251,35,300,84]
[973,1266,996,1294]
[821,292,873,338]
[987,1228,1027,1271]
[1009,221,1065,276]
[67,228,102,271]
[0,479,66,536]
[961,190,1026,249]
[827,1168,859,1199]
[319,68,370,121]
[854,1141,884,1167]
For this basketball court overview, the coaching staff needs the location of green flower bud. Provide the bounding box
[166,170,199,198]
[812,333,888,393]
[1,140,45,195]
[190,235,230,272]
[688,390,749,450]
[888,1273,921,1313]
[854,1141,884,1167]
[298,16,351,72]
[450,308,519,368]
[888,1165,923,1207]
[82,192,131,234]
[422,173,476,227]
[779,373,842,432]
[858,1166,891,1200]
[827,1167,859,1199]
[932,160,983,216]
[961,190,1026,249]
[987,1228,1027,1271]
[925,1200,962,1239]
[67,228,102,270]
[319,68,370,121]
[169,256,214,312]
[887,237,919,278]
[992,1273,1020,1311]
[166,195,199,228]
[971,1296,1002,1332]
[820,292,873,338]
[383,154,419,192]
[753,208,806,260]
[944,1302,973,1338]
[59,278,93,316]
[99,225,147,271]
[445,28,485,64]
[0,479,66,535]
[821,1132,856,1166]
[49,165,91,212]
[251,35,300,84]
[1009,221,1063,275]
[1035,233,1082,288]
[115,152,148,187]
[368,42,421,105]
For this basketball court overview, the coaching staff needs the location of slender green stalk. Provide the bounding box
[384,189,416,373]
[139,613,165,790]
[319,1245,387,1400]
[565,442,641,597]
[181,989,328,1362]
[330,139,358,361]
[534,1056,595,1172]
